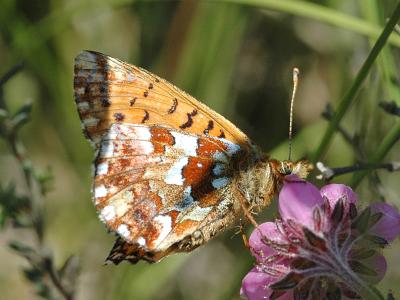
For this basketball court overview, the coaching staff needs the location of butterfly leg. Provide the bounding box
[237,189,259,229]
[238,218,250,249]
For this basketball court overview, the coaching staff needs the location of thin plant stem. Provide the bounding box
[350,121,400,187]
[311,2,400,163]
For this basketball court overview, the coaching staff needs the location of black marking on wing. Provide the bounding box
[179,109,198,129]
[114,113,125,121]
[141,110,150,123]
[130,97,137,106]
[168,98,178,114]
[203,120,214,135]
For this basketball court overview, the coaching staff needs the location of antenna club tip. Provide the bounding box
[293,67,300,76]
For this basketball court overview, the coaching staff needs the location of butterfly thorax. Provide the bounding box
[236,157,312,212]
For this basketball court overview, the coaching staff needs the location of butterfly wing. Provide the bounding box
[74,50,252,149]
[95,123,248,263]
[74,51,261,263]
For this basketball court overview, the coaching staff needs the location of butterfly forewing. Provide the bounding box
[74,50,252,149]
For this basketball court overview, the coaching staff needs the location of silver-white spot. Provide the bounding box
[77,101,89,111]
[165,157,188,185]
[94,184,108,198]
[153,215,172,246]
[99,205,115,222]
[133,125,152,140]
[117,224,130,239]
[137,237,146,247]
[83,117,99,127]
[99,141,114,158]
[97,162,109,175]
[212,177,231,189]
[181,206,212,222]
[197,162,203,168]
[138,140,154,155]
[171,131,198,156]
[223,140,241,156]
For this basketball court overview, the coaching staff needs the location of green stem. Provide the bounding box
[350,121,400,188]
[310,2,400,163]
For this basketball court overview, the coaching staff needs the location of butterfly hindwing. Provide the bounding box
[94,123,245,263]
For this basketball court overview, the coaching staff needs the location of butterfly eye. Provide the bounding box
[280,161,293,175]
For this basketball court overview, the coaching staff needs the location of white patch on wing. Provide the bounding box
[99,205,115,222]
[165,157,188,185]
[181,206,212,222]
[140,141,154,154]
[110,124,152,140]
[97,162,109,175]
[117,224,130,239]
[224,141,241,156]
[153,215,172,246]
[77,101,89,111]
[99,141,114,158]
[83,117,99,127]
[171,131,198,156]
[132,125,152,140]
[94,184,108,198]
[212,177,231,189]
[137,237,146,247]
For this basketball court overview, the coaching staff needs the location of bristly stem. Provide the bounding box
[316,161,400,181]
[0,65,76,300]
[311,2,400,163]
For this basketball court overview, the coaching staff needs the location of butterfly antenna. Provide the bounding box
[288,67,300,161]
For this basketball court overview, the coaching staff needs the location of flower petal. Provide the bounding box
[320,184,358,209]
[240,268,292,300]
[279,176,323,228]
[359,254,387,284]
[249,222,286,261]
[240,268,275,300]
[370,203,400,242]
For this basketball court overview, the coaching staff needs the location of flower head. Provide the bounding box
[241,177,400,300]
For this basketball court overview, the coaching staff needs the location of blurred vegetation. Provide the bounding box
[0,0,399,299]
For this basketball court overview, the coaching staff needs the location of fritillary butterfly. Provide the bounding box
[73,51,311,264]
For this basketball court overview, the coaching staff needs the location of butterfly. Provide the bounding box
[73,50,311,264]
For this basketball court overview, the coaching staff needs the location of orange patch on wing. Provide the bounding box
[173,219,199,236]
[197,190,222,208]
[150,127,175,154]
[197,137,227,157]
[182,157,212,186]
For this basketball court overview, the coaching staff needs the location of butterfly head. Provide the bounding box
[277,159,313,179]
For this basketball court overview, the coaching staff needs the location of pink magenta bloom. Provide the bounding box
[241,177,400,300]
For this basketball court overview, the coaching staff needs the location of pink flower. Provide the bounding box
[370,203,400,242]
[241,177,400,300]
